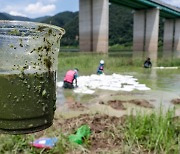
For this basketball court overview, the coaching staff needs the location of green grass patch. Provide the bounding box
[124,109,180,153]
[58,52,180,70]
[58,52,144,75]
[157,58,180,67]
[58,52,180,79]
[109,44,132,51]
[0,135,35,153]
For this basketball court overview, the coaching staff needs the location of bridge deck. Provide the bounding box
[110,0,180,18]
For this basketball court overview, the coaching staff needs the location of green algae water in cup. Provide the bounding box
[0,20,65,134]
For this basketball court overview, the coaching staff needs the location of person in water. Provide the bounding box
[144,57,152,68]
[63,68,79,89]
[97,60,105,75]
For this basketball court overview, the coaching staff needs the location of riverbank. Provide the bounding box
[0,52,179,153]
[0,108,179,153]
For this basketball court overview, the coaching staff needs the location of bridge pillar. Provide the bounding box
[92,0,109,53]
[163,19,174,57]
[79,0,109,53]
[79,0,92,52]
[133,10,145,56]
[174,19,180,57]
[133,8,159,61]
[145,8,159,61]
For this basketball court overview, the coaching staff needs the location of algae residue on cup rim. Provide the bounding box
[0,20,65,37]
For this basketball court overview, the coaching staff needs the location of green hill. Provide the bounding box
[1,13,31,21]
[40,11,79,46]
[109,4,133,46]
[32,16,51,22]
[41,11,78,27]
[0,13,12,20]
[0,12,50,22]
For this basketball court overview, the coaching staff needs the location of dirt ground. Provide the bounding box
[67,101,87,111]
[106,99,154,110]
[64,96,154,112]
[171,98,180,105]
[51,98,155,152]
[48,94,179,153]
[52,112,179,153]
[54,113,127,152]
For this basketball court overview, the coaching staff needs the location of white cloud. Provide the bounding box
[3,5,27,17]
[47,0,58,2]
[37,0,58,3]
[25,2,56,15]
[9,11,27,17]
[161,0,180,7]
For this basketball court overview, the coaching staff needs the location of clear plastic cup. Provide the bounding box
[0,20,65,134]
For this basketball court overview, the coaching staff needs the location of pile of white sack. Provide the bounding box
[57,74,151,94]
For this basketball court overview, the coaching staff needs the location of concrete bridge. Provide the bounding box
[79,0,180,58]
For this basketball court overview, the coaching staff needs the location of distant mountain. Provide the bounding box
[0,13,12,20]
[109,4,133,46]
[41,11,78,27]
[0,12,50,22]
[61,15,79,46]
[40,11,79,46]
[32,16,51,22]
[3,13,31,21]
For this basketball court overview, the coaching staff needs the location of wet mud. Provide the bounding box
[104,99,154,110]
[171,98,180,105]
[67,102,87,111]
[64,96,87,111]
[107,100,127,110]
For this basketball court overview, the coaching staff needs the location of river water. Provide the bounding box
[56,52,180,116]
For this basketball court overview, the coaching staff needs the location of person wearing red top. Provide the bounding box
[63,68,79,89]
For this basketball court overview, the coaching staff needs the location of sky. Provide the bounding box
[0,0,79,18]
[161,0,180,7]
[0,0,179,19]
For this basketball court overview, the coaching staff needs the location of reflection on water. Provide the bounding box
[146,51,157,66]
[56,87,65,105]
[149,68,157,88]
[132,50,158,66]
[108,51,132,58]
[163,50,173,59]
[132,51,144,59]
[163,49,180,59]
[174,50,180,58]
[138,68,180,93]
